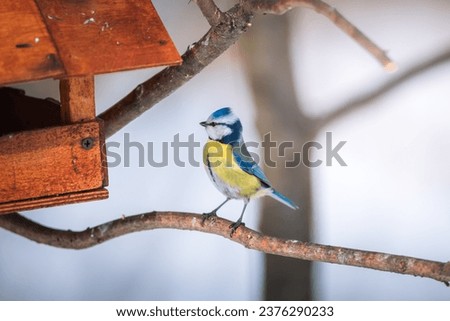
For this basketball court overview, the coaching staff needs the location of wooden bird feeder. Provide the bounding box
[0,0,181,214]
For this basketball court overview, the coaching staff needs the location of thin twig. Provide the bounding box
[0,212,449,285]
[242,0,396,70]
[242,0,311,14]
[310,1,396,71]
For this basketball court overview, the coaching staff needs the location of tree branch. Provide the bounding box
[242,0,395,70]
[99,0,393,138]
[193,0,225,27]
[315,48,450,129]
[0,212,448,285]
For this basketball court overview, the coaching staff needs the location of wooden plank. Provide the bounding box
[0,0,65,85]
[60,76,96,124]
[0,188,108,215]
[99,119,109,188]
[0,121,107,204]
[35,0,182,76]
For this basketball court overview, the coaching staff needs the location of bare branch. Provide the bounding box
[0,212,449,285]
[193,0,225,26]
[241,0,308,14]
[310,1,396,71]
[315,48,450,129]
[242,0,395,70]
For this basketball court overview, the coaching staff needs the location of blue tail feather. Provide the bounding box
[269,189,299,210]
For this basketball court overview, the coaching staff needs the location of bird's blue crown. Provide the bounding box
[208,107,242,145]
[211,107,233,119]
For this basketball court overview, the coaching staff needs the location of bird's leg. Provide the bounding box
[229,201,248,237]
[202,198,230,223]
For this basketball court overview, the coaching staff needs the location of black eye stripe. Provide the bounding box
[209,122,226,127]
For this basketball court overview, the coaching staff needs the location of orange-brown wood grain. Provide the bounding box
[0,0,64,85]
[60,76,96,123]
[0,189,108,215]
[0,0,181,86]
[0,121,108,212]
[34,0,182,76]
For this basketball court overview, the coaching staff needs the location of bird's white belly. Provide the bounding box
[206,167,245,199]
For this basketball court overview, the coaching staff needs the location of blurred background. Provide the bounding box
[1,0,450,300]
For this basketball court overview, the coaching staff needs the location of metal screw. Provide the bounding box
[81,137,94,150]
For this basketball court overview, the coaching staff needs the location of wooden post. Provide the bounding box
[60,76,96,124]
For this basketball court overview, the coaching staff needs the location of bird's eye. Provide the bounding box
[210,122,217,127]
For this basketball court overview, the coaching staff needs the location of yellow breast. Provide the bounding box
[203,140,262,198]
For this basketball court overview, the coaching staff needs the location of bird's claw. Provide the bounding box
[202,211,217,224]
[229,221,245,237]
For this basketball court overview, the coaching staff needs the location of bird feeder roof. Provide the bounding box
[0,0,182,86]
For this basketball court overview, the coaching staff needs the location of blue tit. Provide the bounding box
[200,107,299,235]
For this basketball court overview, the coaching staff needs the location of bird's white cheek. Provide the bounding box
[206,125,231,140]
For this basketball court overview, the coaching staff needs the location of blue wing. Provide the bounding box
[232,142,271,187]
[233,141,300,210]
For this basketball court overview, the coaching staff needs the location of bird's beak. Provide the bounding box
[200,121,207,127]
